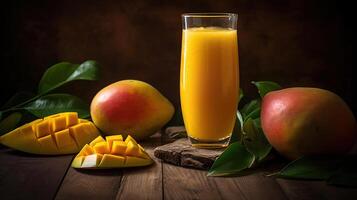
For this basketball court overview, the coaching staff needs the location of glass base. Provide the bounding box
[188,135,231,149]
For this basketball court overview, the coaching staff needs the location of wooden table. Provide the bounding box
[1,132,357,200]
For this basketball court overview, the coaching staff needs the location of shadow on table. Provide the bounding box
[73,160,158,176]
[0,145,73,158]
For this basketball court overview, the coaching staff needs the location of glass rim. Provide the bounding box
[182,13,238,18]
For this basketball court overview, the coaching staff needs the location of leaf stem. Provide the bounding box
[0,88,54,114]
[0,107,25,114]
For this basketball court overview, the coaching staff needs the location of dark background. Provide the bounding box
[1,0,355,114]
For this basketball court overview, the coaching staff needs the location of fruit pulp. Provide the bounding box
[180,27,239,147]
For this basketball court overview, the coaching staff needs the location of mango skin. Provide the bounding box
[261,87,357,160]
[0,112,100,155]
[90,80,174,140]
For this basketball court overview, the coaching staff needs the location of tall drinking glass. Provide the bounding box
[180,13,239,148]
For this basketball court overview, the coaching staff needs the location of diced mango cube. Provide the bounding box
[125,140,142,157]
[77,144,95,156]
[35,120,51,138]
[93,141,110,154]
[125,135,139,146]
[69,123,99,147]
[79,119,89,123]
[66,112,78,127]
[106,135,123,150]
[71,134,153,169]
[72,156,85,168]
[86,123,101,139]
[111,141,127,155]
[99,154,125,168]
[140,145,147,153]
[37,134,58,153]
[81,154,103,168]
[54,129,78,153]
[90,136,106,147]
[51,115,67,132]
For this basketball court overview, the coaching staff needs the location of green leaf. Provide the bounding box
[327,156,357,187]
[0,112,22,135]
[230,111,243,144]
[23,94,90,118]
[1,92,35,110]
[208,142,255,176]
[252,81,281,98]
[277,156,343,180]
[38,60,100,94]
[241,99,261,121]
[239,88,244,101]
[242,118,271,161]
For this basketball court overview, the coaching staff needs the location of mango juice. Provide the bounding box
[180,27,239,143]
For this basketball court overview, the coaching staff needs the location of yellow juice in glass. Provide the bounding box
[180,27,239,146]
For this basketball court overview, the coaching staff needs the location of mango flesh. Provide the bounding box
[261,87,357,160]
[90,80,175,140]
[71,135,153,169]
[0,112,100,155]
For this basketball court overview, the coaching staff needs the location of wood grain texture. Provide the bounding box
[154,138,223,170]
[55,166,122,200]
[163,164,227,200]
[0,146,73,200]
[3,129,357,200]
[163,162,288,200]
[277,179,357,200]
[160,132,287,200]
[116,135,163,200]
[231,173,287,200]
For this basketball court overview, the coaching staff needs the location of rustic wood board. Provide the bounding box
[0,145,73,200]
[154,138,223,170]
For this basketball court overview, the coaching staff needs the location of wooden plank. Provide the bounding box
[116,135,162,200]
[163,164,229,200]
[277,179,357,200]
[230,173,287,200]
[0,146,73,200]
[55,166,122,200]
[163,163,288,200]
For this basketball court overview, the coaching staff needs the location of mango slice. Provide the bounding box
[72,135,153,169]
[0,112,100,155]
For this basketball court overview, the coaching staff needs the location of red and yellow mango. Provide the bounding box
[261,87,357,160]
[90,80,174,141]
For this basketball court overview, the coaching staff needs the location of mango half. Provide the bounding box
[72,135,153,169]
[0,112,100,155]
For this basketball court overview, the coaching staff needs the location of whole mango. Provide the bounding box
[261,87,357,160]
[90,80,174,140]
